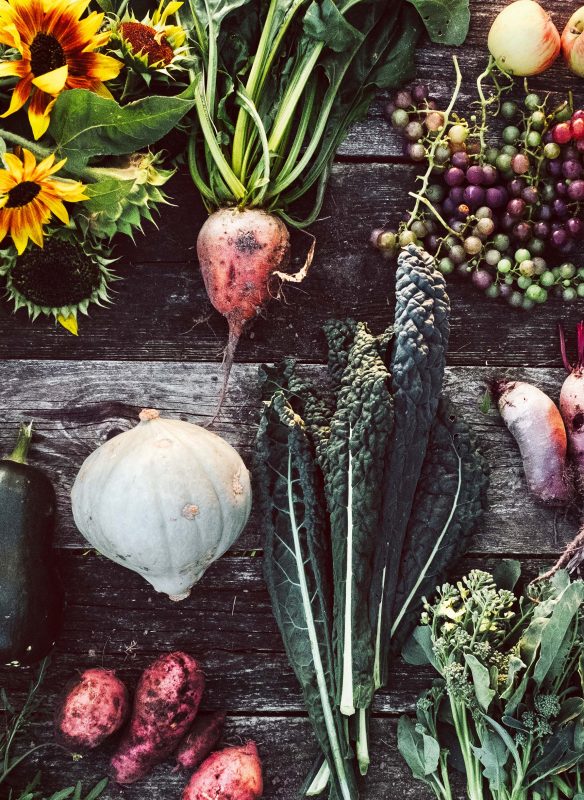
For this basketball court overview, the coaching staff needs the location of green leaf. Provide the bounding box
[471,730,509,791]
[49,89,195,170]
[402,626,438,670]
[493,560,521,591]
[534,582,584,687]
[304,0,363,53]
[501,656,525,701]
[397,716,439,783]
[406,0,470,45]
[83,179,134,213]
[465,653,495,711]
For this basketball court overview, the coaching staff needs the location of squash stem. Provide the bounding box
[6,422,33,464]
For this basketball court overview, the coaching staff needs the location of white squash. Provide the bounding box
[71,409,252,600]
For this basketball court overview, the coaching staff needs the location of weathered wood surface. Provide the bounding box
[0,361,579,554]
[2,0,584,797]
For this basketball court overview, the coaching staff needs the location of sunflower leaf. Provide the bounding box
[49,89,195,170]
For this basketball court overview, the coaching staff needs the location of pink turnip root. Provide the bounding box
[110,651,205,784]
[182,741,263,800]
[197,208,291,415]
[54,667,129,750]
[491,378,572,505]
[175,710,226,771]
[559,321,584,487]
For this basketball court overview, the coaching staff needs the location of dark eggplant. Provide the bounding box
[0,423,64,666]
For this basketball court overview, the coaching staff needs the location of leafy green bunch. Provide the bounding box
[399,565,584,800]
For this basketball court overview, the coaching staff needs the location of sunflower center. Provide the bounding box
[120,22,174,66]
[6,181,41,208]
[30,32,66,77]
[10,238,102,307]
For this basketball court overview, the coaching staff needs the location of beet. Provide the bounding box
[175,710,226,771]
[182,741,263,800]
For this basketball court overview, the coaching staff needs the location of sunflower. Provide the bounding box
[0,232,116,334]
[0,0,123,139]
[0,148,87,254]
[111,0,188,79]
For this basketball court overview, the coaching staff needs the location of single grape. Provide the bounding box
[540,271,555,287]
[567,217,584,237]
[553,197,569,217]
[449,124,468,144]
[563,287,578,302]
[501,212,515,232]
[503,126,521,145]
[485,248,501,265]
[434,143,451,164]
[533,257,547,275]
[521,185,538,204]
[507,198,526,217]
[442,198,456,215]
[559,262,576,279]
[457,203,471,219]
[525,131,542,148]
[495,153,513,172]
[519,259,535,277]
[426,184,445,203]
[425,111,445,132]
[412,84,428,104]
[578,283,584,298]
[484,147,499,164]
[466,165,485,185]
[501,144,519,157]
[508,178,527,197]
[444,167,465,187]
[541,184,556,203]
[525,93,542,112]
[530,111,546,131]
[568,179,584,200]
[544,142,561,159]
[450,186,465,204]
[501,101,519,120]
[482,165,499,186]
[486,186,508,208]
[405,120,424,142]
[493,233,510,251]
[475,206,493,219]
[529,238,545,256]
[517,275,533,289]
[411,220,428,238]
[551,227,568,247]
[472,270,493,290]
[534,220,550,238]
[515,248,531,263]
[449,244,466,264]
[464,185,485,208]
[513,222,533,242]
[451,151,469,169]
[522,296,535,310]
[555,180,568,197]
[399,229,417,247]
[425,234,439,251]
[563,160,582,179]
[509,291,523,307]
[395,90,413,109]
[512,153,530,174]
[438,257,455,274]
[572,109,584,122]
[408,143,426,161]
[572,117,584,140]
[476,217,495,237]
[552,122,573,144]
[498,258,512,274]
[391,109,410,129]
[485,284,500,299]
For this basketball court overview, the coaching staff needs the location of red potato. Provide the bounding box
[197,208,290,415]
[54,667,129,750]
[182,741,263,800]
[175,710,227,771]
[491,378,571,505]
[111,651,205,784]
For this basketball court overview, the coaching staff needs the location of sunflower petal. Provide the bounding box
[0,171,16,193]
[37,190,69,223]
[57,313,79,335]
[32,64,68,94]
[0,58,28,78]
[1,74,32,117]
[10,209,29,254]
[27,90,55,139]
[84,52,123,81]
[21,147,37,180]
[2,152,24,181]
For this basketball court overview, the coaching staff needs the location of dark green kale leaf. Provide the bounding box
[390,396,489,653]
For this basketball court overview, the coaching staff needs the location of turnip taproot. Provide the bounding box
[197,208,290,415]
[182,741,263,800]
[559,321,584,487]
[491,378,571,505]
[54,668,129,750]
[175,710,226,771]
[111,651,205,784]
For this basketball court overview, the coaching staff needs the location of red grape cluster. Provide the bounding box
[374,85,584,308]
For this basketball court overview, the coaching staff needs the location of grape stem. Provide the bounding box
[408,191,459,237]
[475,56,513,163]
[407,55,462,228]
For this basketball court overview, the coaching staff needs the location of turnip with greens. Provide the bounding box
[183,0,425,413]
[491,378,571,505]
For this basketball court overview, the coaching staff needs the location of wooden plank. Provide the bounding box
[0,360,577,553]
[1,165,582,367]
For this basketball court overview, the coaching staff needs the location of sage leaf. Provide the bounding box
[406,0,470,45]
[534,582,584,686]
[465,653,495,711]
[397,717,438,783]
[493,559,521,591]
[49,89,195,170]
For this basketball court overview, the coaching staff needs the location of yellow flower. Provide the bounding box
[0,148,87,253]
[0,0,123,139]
